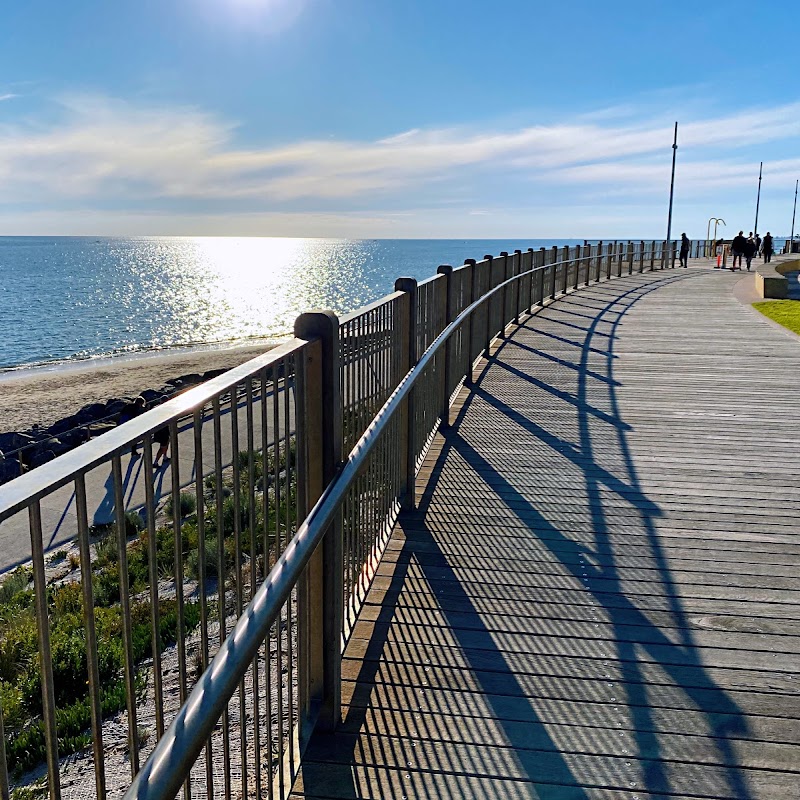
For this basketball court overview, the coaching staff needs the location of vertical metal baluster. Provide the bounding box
[168,422,191,800]
[271,366,285,799]
[260,370,275,800]
[213,397,232,800]
[192,407,214,798]
[29,501,61,800]
[229,384,248,797]
[245,380,262,799]
[112,454,139,776]
[75,474,106,800]
[142,435,164,739]
[283,357,296,771]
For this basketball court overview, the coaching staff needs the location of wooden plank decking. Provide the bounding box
[292,266,800,799]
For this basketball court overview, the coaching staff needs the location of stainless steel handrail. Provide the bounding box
[123,254,588,800]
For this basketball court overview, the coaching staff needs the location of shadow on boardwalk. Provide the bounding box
[303,272,755,798]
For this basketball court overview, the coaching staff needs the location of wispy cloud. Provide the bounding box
[0,93,18,102]
[0,93,798,233]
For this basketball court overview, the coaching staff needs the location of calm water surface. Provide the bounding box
[0,237,581,370]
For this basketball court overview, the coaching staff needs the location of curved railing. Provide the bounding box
[0,239,676,800]
[124,240,676,800]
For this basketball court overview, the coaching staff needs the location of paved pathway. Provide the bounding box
[0,388,293,573]
[293,263,800,798]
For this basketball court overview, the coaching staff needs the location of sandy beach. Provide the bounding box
[0,338,286,433]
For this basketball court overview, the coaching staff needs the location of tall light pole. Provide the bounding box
[791,179,798,249]
[665,122,679,264]
[754,161,763,234]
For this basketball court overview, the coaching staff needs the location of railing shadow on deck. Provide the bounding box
[301,271,755,798]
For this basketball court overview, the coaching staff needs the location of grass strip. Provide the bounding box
[752,300,800,336]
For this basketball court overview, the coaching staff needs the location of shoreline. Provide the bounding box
[0,336,289,434]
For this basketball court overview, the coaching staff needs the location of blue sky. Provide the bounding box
[1,0,799,238]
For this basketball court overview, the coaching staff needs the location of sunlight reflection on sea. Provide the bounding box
[0,236,576,369]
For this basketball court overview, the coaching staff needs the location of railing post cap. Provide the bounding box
[499,251,509,257]
[294,309,340,340]
[514,248,522,254]
[483,254,493,261]
[436,264,453,276]
[464,258,477,265]
[394,276,418,292]
[527,247,534,252]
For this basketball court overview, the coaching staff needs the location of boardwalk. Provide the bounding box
[292,265,800,798]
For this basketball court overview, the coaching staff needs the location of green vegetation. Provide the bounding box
[753,300,800,336]
[0,441,296,779]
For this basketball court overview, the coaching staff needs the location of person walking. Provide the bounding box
[744,235,756,271]
[763,232,774,263]
[731,231,747,270]
[152,425,171,468]
[755,233,762,255]
[679,233,691,268]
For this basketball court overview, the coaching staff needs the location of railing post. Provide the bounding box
[526,248,535,312]
[671,240,678,268]
[498,252,508,339]
[513,249,522,324]
[464,259,477,386]
[561,245,569,294]
[627,241,634,274]
[293,310,343,733]
[574,244,582,289]
[395,277,418,510]
[539,247,547,304]
[436,264,453,428]
[617,241,623,277]
[607,242,613,279]
[483,256,494,353]
[550,246,558,300]
[596,241,603,282]
[638,240,645,273]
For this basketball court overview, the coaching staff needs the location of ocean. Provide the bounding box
[0,236,586,371]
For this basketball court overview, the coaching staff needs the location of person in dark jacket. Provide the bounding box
[731,231,747,270]
[744,235,757,271]
[762,232,774,263]
[153,425,171,469]
[679,233,691,268]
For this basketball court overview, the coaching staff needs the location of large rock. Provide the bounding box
[0,456,22,483]
[28,449,56,468]
[75,402,108,425]
[141,389,169,404]
[87,421,117,438]
[0,432,35,454]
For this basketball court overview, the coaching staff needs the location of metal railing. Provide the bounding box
[0,239,676,800]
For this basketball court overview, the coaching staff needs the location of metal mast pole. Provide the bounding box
[754,161,763,234]
[791,179,798,245]
[665,121,678,264]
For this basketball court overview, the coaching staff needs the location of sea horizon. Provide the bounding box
[0,235,597,371]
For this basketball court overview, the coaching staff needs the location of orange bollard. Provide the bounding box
[717,254,721,268]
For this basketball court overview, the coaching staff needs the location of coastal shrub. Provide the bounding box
[51,581,82,617]
[165,491,197,520]
[0,568,32,606]
[93,530,119,568]
[0,597,200,774]
[125,509,145,534]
